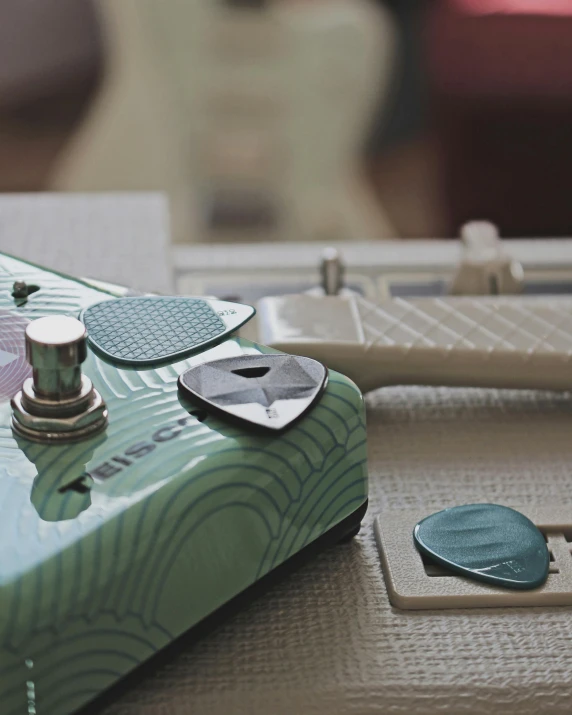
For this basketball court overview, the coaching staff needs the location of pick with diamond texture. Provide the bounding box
[178,353,328,433]
[81,297,255,366]
[414,504,549,591]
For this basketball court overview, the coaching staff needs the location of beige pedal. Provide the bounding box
[375,506,572,610]
[257,293,572,393]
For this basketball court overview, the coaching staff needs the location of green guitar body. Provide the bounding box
[0,254,368,715]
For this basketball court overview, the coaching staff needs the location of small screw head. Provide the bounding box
[12,281,28,299]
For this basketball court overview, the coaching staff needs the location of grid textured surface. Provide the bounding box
[83,297,225,364]
[357,295,572,357]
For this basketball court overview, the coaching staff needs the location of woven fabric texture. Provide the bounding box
[103,385,572,715]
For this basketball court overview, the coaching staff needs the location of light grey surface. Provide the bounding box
[172,237,572,274]
[173,237,572,306]
[0,193,173,294]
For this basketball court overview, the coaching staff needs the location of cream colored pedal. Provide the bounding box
[257,294,572,393]
[375,507,572,610]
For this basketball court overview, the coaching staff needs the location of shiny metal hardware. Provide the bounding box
[320,247,345,296]
[11,315,108,443]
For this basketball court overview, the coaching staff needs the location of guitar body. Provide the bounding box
[52,0,396,242]
[0,253,368,715]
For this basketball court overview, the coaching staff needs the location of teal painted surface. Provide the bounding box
[0,255,368,715]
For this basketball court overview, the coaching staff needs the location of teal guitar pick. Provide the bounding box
[81,296,255,365]
[414,504,549,590]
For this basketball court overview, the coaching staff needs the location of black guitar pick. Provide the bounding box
[178,353,328,433]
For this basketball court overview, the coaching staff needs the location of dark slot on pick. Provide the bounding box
[231,366,270,379]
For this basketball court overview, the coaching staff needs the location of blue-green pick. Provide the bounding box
[414,504,549,591]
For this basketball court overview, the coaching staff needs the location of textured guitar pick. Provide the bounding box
[414,504,550,591]
[178,353,328,433]
[81,297,255,365]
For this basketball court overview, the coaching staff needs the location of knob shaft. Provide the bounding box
[320,247,345,296]
[25,316,87,399]
[11,314,108,443]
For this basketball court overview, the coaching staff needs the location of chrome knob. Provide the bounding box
[26,316,87,399]
[11,316,108,443]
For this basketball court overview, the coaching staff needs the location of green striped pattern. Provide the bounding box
[0,255,368,715]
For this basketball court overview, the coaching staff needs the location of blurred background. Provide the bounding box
[1,0,571,243]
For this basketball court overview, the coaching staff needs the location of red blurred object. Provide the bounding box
[426,0,572,236]
[459,1,572,17]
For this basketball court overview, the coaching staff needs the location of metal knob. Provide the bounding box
[320,247,345,296]
[26,316,87,399]
[11,316,108,443]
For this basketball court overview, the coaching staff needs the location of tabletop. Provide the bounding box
[3,193,572,715]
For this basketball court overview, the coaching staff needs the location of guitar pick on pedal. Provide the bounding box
[178,353,328,433]
[0,253,368,715]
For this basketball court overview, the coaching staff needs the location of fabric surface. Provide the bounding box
[101,385,572,715]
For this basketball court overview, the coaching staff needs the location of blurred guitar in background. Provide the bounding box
[52,0,397,244]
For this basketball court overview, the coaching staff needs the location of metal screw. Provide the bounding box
[320,247,345,296]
